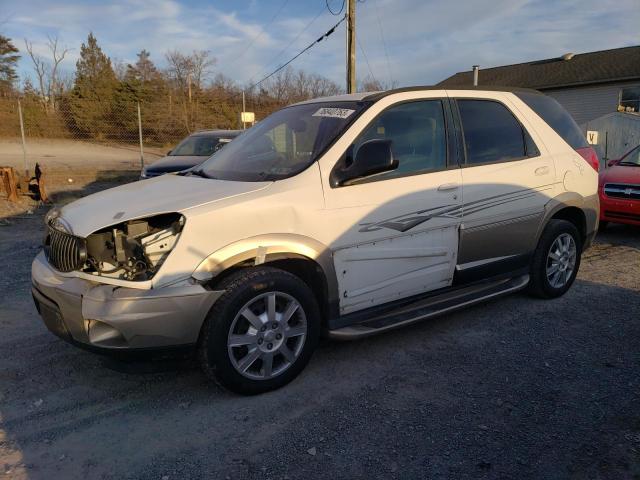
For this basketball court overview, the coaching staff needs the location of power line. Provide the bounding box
[326,0,346,15]
[357,36,377,87]
[373,0,394,86]
[246,15,346,91]
[249,5,326,84]
[227,0,290,67]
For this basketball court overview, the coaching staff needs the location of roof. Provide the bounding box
[291,92,377,106]
[437,46,640,90]
[290,86,540,106]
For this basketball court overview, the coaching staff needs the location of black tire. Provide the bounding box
[198,266,320,395]
[598,220,609,232]
[528,219,582,299]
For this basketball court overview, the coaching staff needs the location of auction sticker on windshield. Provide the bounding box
[312,107,355,119]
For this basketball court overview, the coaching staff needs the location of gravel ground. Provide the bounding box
[0,184,639,480]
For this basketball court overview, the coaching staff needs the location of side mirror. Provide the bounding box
[331,139,398,186]
[607,159,619,167]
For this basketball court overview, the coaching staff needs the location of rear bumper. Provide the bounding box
[599,193,640,226]
[31,251,223,350]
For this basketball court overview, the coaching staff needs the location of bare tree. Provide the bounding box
[112,57,128,81]
[358,75,398,93]
[263,67,340,103]
[24,35,70,110]
[165,49,215,94]
[263,66,295,104]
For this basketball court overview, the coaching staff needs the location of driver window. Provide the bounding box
[353,100,447,179]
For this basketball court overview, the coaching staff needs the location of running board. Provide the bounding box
[327,274,530,340]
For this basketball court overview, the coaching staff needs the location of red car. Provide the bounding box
[599,144,640,228]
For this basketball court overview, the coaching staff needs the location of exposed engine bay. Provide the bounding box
[82,213,184,281]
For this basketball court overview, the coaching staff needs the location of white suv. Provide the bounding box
[32,87,599,394]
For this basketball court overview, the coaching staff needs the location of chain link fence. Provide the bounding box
[0,94,263,178]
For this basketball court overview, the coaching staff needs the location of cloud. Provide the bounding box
[3,0,639,89]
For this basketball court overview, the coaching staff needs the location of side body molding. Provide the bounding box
[192,233,339,304]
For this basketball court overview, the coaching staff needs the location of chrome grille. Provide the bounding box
[604,183,640,200]
[44,225,87,272]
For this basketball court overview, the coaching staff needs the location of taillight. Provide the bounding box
[576,146,600,172]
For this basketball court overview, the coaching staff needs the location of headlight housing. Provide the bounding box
[82,213,185,281]
[44,206,61,226]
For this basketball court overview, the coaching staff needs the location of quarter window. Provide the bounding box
[352,100,447,179]
[458,100,531,165]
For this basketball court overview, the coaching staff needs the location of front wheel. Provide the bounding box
[198,266,320,395]
[528,219,582,299]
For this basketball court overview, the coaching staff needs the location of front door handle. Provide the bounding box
[438,183,459,191]
[535,166,550,176]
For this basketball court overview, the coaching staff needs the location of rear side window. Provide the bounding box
[515,91,588,149]
[457,100,529,165]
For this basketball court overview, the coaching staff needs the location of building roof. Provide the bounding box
[437,46,640,90]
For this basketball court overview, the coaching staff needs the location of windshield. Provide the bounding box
[619,145,640,166]
[195,101,368,181]
[171,135,228,156]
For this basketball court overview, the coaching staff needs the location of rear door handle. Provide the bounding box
[535,166,550,176]
[438,183,459,191]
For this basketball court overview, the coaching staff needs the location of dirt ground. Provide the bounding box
[0,139,164,173]
[0,178,639,480]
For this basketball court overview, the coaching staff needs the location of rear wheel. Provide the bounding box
[198,266,320,395]
[528,219,582,299]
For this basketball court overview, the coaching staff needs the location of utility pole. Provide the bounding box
[346,0,356,93]
[137,102,144,170]
[17,99,28,176]
[242,90,246,130]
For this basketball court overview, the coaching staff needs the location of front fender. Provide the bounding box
[191,234,339,305]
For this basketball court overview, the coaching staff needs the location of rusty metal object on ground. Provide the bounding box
[1,166,19,202]
[34,163,49,203]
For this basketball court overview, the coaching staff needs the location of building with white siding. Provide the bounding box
[437,46,640,127]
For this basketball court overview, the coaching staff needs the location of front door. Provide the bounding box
[321,98,463,315]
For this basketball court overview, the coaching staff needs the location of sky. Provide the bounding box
[1,0,639,90]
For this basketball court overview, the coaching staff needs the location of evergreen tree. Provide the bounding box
[69,32,119,137]
[129,49,159,83]
[0,35,20,96]
[112,50,168,141]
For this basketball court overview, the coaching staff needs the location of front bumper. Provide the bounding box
[599,193,640,226]
[31,251,223,350]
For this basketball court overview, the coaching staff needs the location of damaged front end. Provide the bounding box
[45,212,184,281]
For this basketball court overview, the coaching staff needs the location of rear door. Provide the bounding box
[451,92,555,276]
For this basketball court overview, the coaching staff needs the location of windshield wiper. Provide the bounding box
[618,161,640,166]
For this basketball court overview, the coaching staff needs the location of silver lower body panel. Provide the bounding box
[31,251,222,350]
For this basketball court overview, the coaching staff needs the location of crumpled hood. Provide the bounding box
[60,174,271,237]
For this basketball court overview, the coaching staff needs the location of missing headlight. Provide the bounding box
[83,213,184,281]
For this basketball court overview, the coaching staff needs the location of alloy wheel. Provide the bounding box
[546,233,577,289]
[227,291,307,380]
